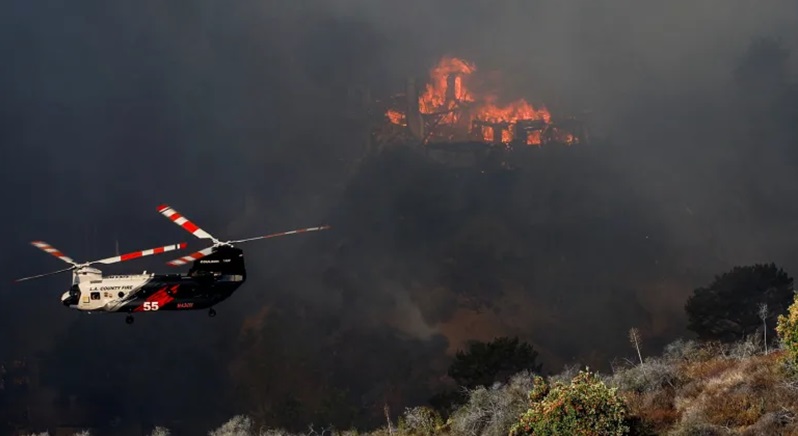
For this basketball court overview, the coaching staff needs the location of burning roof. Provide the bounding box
[381,56,586,147]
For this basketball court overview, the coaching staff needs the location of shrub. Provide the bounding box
[209,415,255,436]
[149,427,171,436]
[667,416,730,436]
[448,371,535,436]
[398,406,443,435]
[609,358,679,394]
[718,334,762,360]
[776,290,798,366]
[547,363,582,385]
[662,339,701,362]
[509,369,630,436]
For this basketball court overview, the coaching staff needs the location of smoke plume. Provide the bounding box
[2,0,798,433]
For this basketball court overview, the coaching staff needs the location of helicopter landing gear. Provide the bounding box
[208,308,216,318]
[125,315,134,324]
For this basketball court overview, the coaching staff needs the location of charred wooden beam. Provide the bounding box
[445,74,458,103]
[471,120,512,144]
[404,77,426,141]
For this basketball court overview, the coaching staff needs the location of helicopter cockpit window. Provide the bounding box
[90,292,100,300]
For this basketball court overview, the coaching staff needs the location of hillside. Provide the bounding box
[243,340,798,436]
[213,339,798,436]
[23,334,798,436]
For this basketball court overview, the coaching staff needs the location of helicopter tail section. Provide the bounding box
[187,245,246,280]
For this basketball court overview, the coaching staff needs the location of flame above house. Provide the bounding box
[385,56,578,146]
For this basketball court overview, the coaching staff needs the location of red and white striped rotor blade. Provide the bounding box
[30,241,76,265]
[156,204,216,240]
[228,225,331,244]
[166,246,215,267]
[91,242,188,265]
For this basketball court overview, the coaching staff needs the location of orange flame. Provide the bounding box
[386,109,406,126]
[387,56,576,146]
[478,97,551,124]
[418,57,476,114]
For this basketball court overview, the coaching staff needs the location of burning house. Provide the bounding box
[371,56,589,167]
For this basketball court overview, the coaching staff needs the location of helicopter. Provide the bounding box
[15,204,331,324]
[14,239,188,321]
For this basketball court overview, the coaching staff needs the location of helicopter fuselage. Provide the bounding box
[61,272,245,313]
[61,245,247,318]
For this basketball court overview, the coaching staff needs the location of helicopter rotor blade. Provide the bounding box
[90,242,188,266]
[166,246,216,267]
[29,241,77,265]
[13,266,75,283]
[156,204,217,241]
[227,225,332,245]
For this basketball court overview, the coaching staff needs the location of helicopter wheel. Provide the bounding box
[125,315,134,324]
[208,308,216,318]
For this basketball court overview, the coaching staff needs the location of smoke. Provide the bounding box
[2,0,798,433]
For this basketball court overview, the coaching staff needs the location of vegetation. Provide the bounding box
[509,370,629,436]
[430,337,543,415]
[19,261,798,436]
[777,290,798,367]
[684,263,794,344]
[186,264,795,436]
[446,371,535,436]
[448,337,543,391]
[27,343,798,436]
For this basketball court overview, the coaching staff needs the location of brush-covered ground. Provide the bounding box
[25,336,798,436]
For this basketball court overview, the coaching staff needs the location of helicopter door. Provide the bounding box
[78,290,102,310]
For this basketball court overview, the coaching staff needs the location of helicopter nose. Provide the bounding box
[61,290,79,307]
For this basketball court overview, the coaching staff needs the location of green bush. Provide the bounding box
[776,291,798,366]
[509,369,630,436]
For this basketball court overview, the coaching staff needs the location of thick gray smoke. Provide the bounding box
[2,0,798,433]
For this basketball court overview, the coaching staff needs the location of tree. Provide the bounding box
[447,336,542,390]
[430,337,543,417]
[685,263,794,343]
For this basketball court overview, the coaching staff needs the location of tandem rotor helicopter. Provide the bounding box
[14,204,331,324]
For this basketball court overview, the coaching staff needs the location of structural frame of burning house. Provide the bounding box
[370,56,590,166]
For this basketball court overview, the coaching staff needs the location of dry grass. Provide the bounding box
[621,389,679,433]
[610,344,798,435]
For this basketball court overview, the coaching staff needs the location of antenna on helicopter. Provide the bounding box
[14,240,188,283]
[155,204,331,266]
